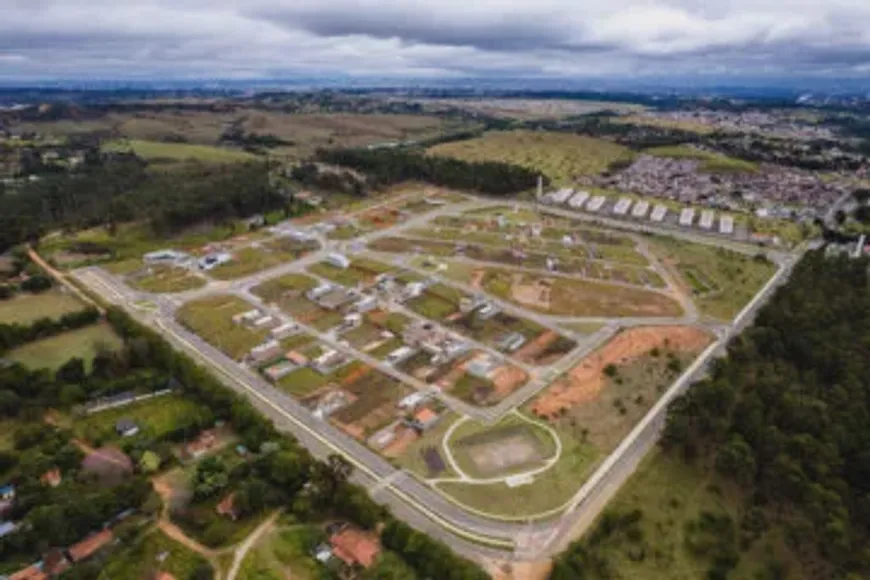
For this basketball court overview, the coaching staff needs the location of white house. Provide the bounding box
[199,252,232,271]
[326,253,350,269]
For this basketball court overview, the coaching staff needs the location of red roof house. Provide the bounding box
[68,529,113,563]
[216,493,240,521]
[329,527,381,569]
[8,565,47,580]
[40,468,62,488]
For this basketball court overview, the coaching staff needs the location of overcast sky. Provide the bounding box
[2,0,870,81]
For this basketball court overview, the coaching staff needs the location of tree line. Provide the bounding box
[315,147,545,195]
[658,252,870,577]
[0,308,100,355]
[552,251,870,578]
[0,154,287,253]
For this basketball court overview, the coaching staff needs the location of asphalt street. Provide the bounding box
[68,196,805,563]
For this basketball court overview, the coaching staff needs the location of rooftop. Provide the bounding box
[329,527,381,569]
[68,529,113,562]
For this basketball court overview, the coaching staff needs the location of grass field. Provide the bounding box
[251,273,318,303]
[21,110,471,161]
[76,395,208,444]
[613,114,717,135]
[436,415,599,517]
[307,257,394,288]
[449,414,558,479]
[645,144,759,174]
[481,268,683,318]
[428,130,634,183]
[42,220,263,268]
[209,240,317,281]
[238,525,328,580]
[647,236,776,320]
[0,289,86,324]
[376,233,656,287]
[578,450,804,580]
[177,295,268,360]
[127,265,206,293]
[239,111,465,159]
[277,366,331,398]
[406,283,464,319]
[99,529,212,580]
[103,139,256,163]
[7,322,124,371]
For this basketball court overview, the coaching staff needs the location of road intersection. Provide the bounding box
[69,194,803,564]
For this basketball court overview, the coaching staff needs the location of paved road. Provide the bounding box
[71,267,537,561]
[68,197,806,564]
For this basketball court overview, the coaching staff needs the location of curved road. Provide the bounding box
[65,197,804,564]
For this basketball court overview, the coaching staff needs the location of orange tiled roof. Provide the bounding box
[329,528,381,569]
[9,565,47,580]
[414,407,438,424]
[40,468,62,487]
[68,529,113,562]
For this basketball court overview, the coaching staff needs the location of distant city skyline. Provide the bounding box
[2,1,870,83]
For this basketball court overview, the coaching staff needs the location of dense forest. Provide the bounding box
[316,147,545,195]
[0,155,287,252]
[554,252,870,579]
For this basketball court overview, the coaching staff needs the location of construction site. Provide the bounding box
[73,184,789,539]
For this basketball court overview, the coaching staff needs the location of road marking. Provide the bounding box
[370,470,406,495]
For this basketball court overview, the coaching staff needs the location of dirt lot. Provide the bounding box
[382,426,420,458]
[330,367,409,440]
[531,326,712,418]
[458,425,546,476]
[490,365,529,398]
[515,331,555,362]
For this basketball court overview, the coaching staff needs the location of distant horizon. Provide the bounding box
[2,75,870,98]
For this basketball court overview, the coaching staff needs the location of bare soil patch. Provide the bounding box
[531,326,711,417]
[382,426,420,458]
[514,330,559,364]
[457,425,546,476]
[510,275,552,310]
[491,365,530,397]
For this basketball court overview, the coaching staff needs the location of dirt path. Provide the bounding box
[72,439,133,470]
[149,471,226,580]
[27,246,105,314]
[226,511,281,580]
[158,519,219,559]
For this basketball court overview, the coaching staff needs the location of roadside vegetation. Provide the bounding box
[554,253,870,579]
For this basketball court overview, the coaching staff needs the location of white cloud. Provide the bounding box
[1,0,870,80]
